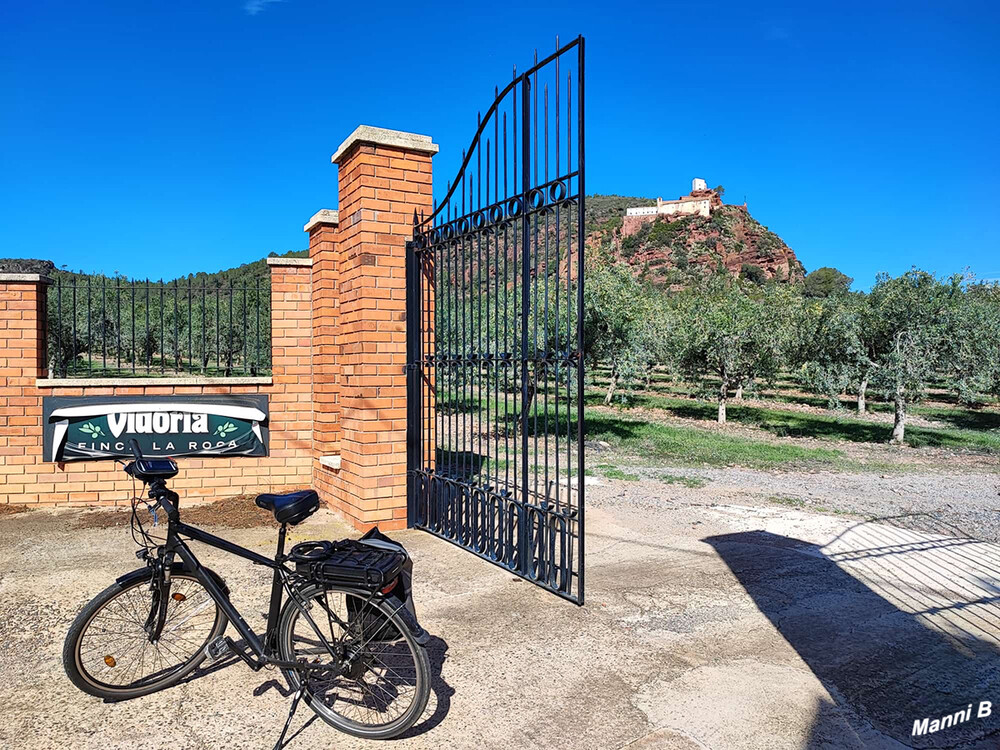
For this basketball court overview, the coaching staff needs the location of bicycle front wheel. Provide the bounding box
[277,585,430,739]
[63,567,227,701]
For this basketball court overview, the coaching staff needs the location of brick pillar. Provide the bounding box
[266,258,314,480]
[0,274,50,499]
[305,210,341,465]
[315,126,437,530]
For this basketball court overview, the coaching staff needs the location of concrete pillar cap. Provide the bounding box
[0,273,53,284]
[266,256,313,267]
[303,209,340,233]
[331,125,439,165]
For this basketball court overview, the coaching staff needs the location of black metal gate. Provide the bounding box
[406,37,586,604]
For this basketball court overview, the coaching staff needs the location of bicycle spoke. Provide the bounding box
[286,589,422,730]
[75,575,219,690]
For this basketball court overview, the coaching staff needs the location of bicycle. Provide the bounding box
[63,440,432,746]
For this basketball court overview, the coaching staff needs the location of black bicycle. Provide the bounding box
[63,440,431,744]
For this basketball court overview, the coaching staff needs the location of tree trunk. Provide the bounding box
[890,386,906,445]
[718,380,728,424]
[604,369,619,406]
[857,374,869,415]
[734,383,744,401]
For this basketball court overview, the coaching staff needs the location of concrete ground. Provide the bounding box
[2,479,999,750]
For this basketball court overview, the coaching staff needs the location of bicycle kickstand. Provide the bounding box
[272,683,307,750]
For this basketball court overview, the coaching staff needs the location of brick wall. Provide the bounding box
[308,210,342,461]
[0,261,313,507]
[1,125,438,531]
[312,127,437,531]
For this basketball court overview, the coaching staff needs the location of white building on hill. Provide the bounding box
[626,178,718,219]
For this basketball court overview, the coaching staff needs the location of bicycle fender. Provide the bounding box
[394,603,430,646]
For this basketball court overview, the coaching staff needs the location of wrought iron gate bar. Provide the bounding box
[419,39,582,229]
[407,36,585,604]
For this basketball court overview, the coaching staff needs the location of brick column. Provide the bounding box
[266,257,314,481]
[0,274,49,501]
[316,126,437,530]
[305,210,341,464]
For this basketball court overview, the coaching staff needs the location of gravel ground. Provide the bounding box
[589,463,1000,542]
[3,468,1000,749]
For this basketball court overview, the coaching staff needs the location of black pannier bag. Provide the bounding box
[289,527,422,642]
[289,539,406,591]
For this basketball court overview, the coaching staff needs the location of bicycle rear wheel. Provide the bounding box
[277,584,430,739]
[63,567,227,701]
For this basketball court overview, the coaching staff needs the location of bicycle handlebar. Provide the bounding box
[129,439,143,461]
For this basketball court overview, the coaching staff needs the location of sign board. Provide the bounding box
[42,395,269,462]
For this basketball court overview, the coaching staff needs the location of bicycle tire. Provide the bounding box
[277,584,431,739]
[63,566,228,701]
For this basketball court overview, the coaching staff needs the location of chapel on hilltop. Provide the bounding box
[625,178,724,220]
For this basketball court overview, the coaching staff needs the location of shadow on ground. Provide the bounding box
[173,632,451,745]
[590,392,998,451]
[704,517,1000,748]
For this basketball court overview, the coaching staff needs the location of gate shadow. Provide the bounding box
[434,449,487,482]
[703,519,1000,748]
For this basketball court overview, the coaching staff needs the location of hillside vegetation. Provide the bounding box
[586,254,1000,448]
[0,249,307,286]
[586,194,805,287]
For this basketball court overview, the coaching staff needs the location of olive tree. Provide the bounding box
[941,281,1000,404]
[673,278,794,423]
[866,270,957,444]
[583,261,672,404]
[792,292,875,411]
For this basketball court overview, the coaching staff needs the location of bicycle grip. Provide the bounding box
[129,439,143,460]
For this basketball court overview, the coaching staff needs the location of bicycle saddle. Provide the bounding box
[255,489,320,525]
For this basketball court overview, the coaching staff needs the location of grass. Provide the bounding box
[768,494,806,507]
[590,367,1000,423]
[599,467,640,481]
[660,473,709,488]
[591,392,1000,454]
[432,373,998,473]
[767,494,857,517]
[584,412,844,470]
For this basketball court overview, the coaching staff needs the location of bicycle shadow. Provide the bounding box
[249,634,453,738]
[399,634,453,738]
[173,652,242,687]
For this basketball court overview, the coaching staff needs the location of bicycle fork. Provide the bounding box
[143,548,174,643]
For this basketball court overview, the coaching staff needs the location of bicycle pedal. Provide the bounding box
[206,635,229,661]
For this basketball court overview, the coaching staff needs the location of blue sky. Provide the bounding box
[1,1,997,288]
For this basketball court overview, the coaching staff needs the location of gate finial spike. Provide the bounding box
[413,209,418,225]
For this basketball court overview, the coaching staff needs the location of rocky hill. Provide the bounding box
[586,194,805,286]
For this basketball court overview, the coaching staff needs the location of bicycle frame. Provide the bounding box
[146,485,368,675]
[90,445,432,746]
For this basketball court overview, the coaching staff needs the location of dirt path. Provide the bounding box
[4,482,1000,748]
[590,463,1000,542]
